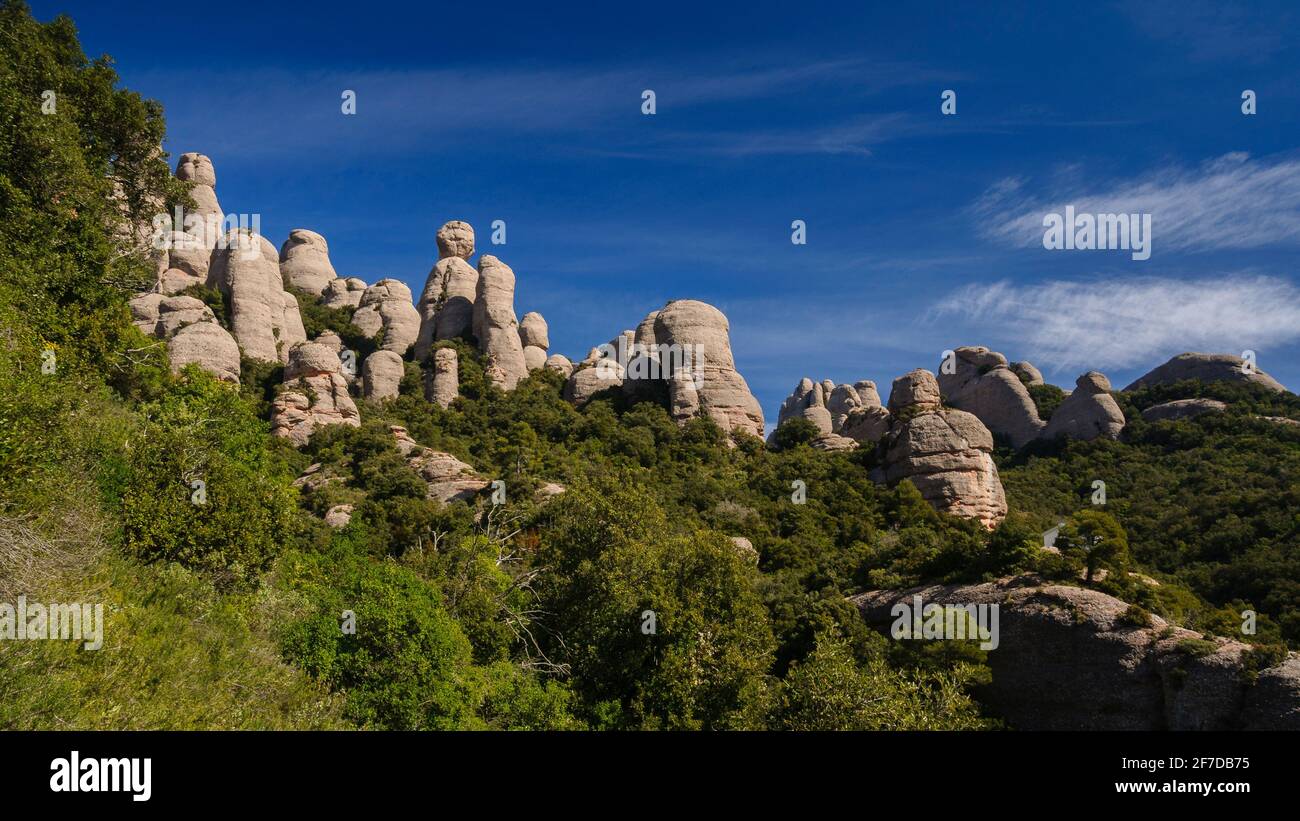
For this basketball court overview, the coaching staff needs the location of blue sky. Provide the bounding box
[36,0,1300,418]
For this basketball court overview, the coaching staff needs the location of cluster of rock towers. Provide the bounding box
[128,152,1289,531]
[127,152,767,450]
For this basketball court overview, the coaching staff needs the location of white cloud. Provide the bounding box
[931,275,1300,372]
[972,152,1300,252]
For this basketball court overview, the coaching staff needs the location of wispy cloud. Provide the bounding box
[143,57,946,162]
[931,275,1300,373]
[971,152,1300,254]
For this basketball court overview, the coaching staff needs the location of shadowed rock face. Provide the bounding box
[881,369,1007,529]
[1041,371,1125,441]
[938,346,1046,448]
[415,256,478,360]
[1125,351,1286,393]
[852,576,1300,730]
[279,229,338,296]
[653,299,765,439]
[353,279,420,356]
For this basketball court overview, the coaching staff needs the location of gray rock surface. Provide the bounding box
[362,350,404,401]
[353,279,420,356]
[279,229,338,296]
[1142,398,1229,422]
[881,369,1007,529]
[426,347,459,409]
[544,353,574,379]
[1125,352,1286,393]
[519,311,549,350]
[652,299,764,439]
[435,220,475,260]
[321,277,367,310]
[938,346,1046,448]
[472,255,528,390]
[167,321,241,383]
[415,257,479,360]
[270,342,361,446]
[1041,371,1126,441]
[852,575,1300,730]
[207,230,305,364]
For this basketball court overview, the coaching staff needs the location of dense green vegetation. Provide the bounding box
[1,1,1295,731]
[1000,380,1300,645]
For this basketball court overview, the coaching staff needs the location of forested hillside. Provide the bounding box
[1,1,1296,731]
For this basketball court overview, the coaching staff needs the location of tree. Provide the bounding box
[1058,509,1130,583]
[533,475,776,729]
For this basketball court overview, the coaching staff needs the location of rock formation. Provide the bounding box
[156,230,211,295]
[1125,352,1286,393]
[545,354,574,379]
[174,152,222,246]
[519,311,549,372]
[1141,398,1229,422]
[426,347,458,408]
[1011,361,1044,386]
[472,255,528,390]
[362,350,404,401]
[519,311,549,350]
[436,220,475,260]
[279,229,338,296]
[938,346,1045,448]
[324,505,354,529]
[270,341,361,446]
[129,292,241,383]
[352,279,420,356]
[207,229,306,363]
[880,369,1007,529]
[167,317,241,384]
[652,300,764,439]
[772,377,890,449]
[1041,371,1126,441]
[563,357,624,405]
[321,277,367,310]
[415,256,479,360]
[775,378,834,436]
[408,449,491,503]
[852,575,1300,730]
